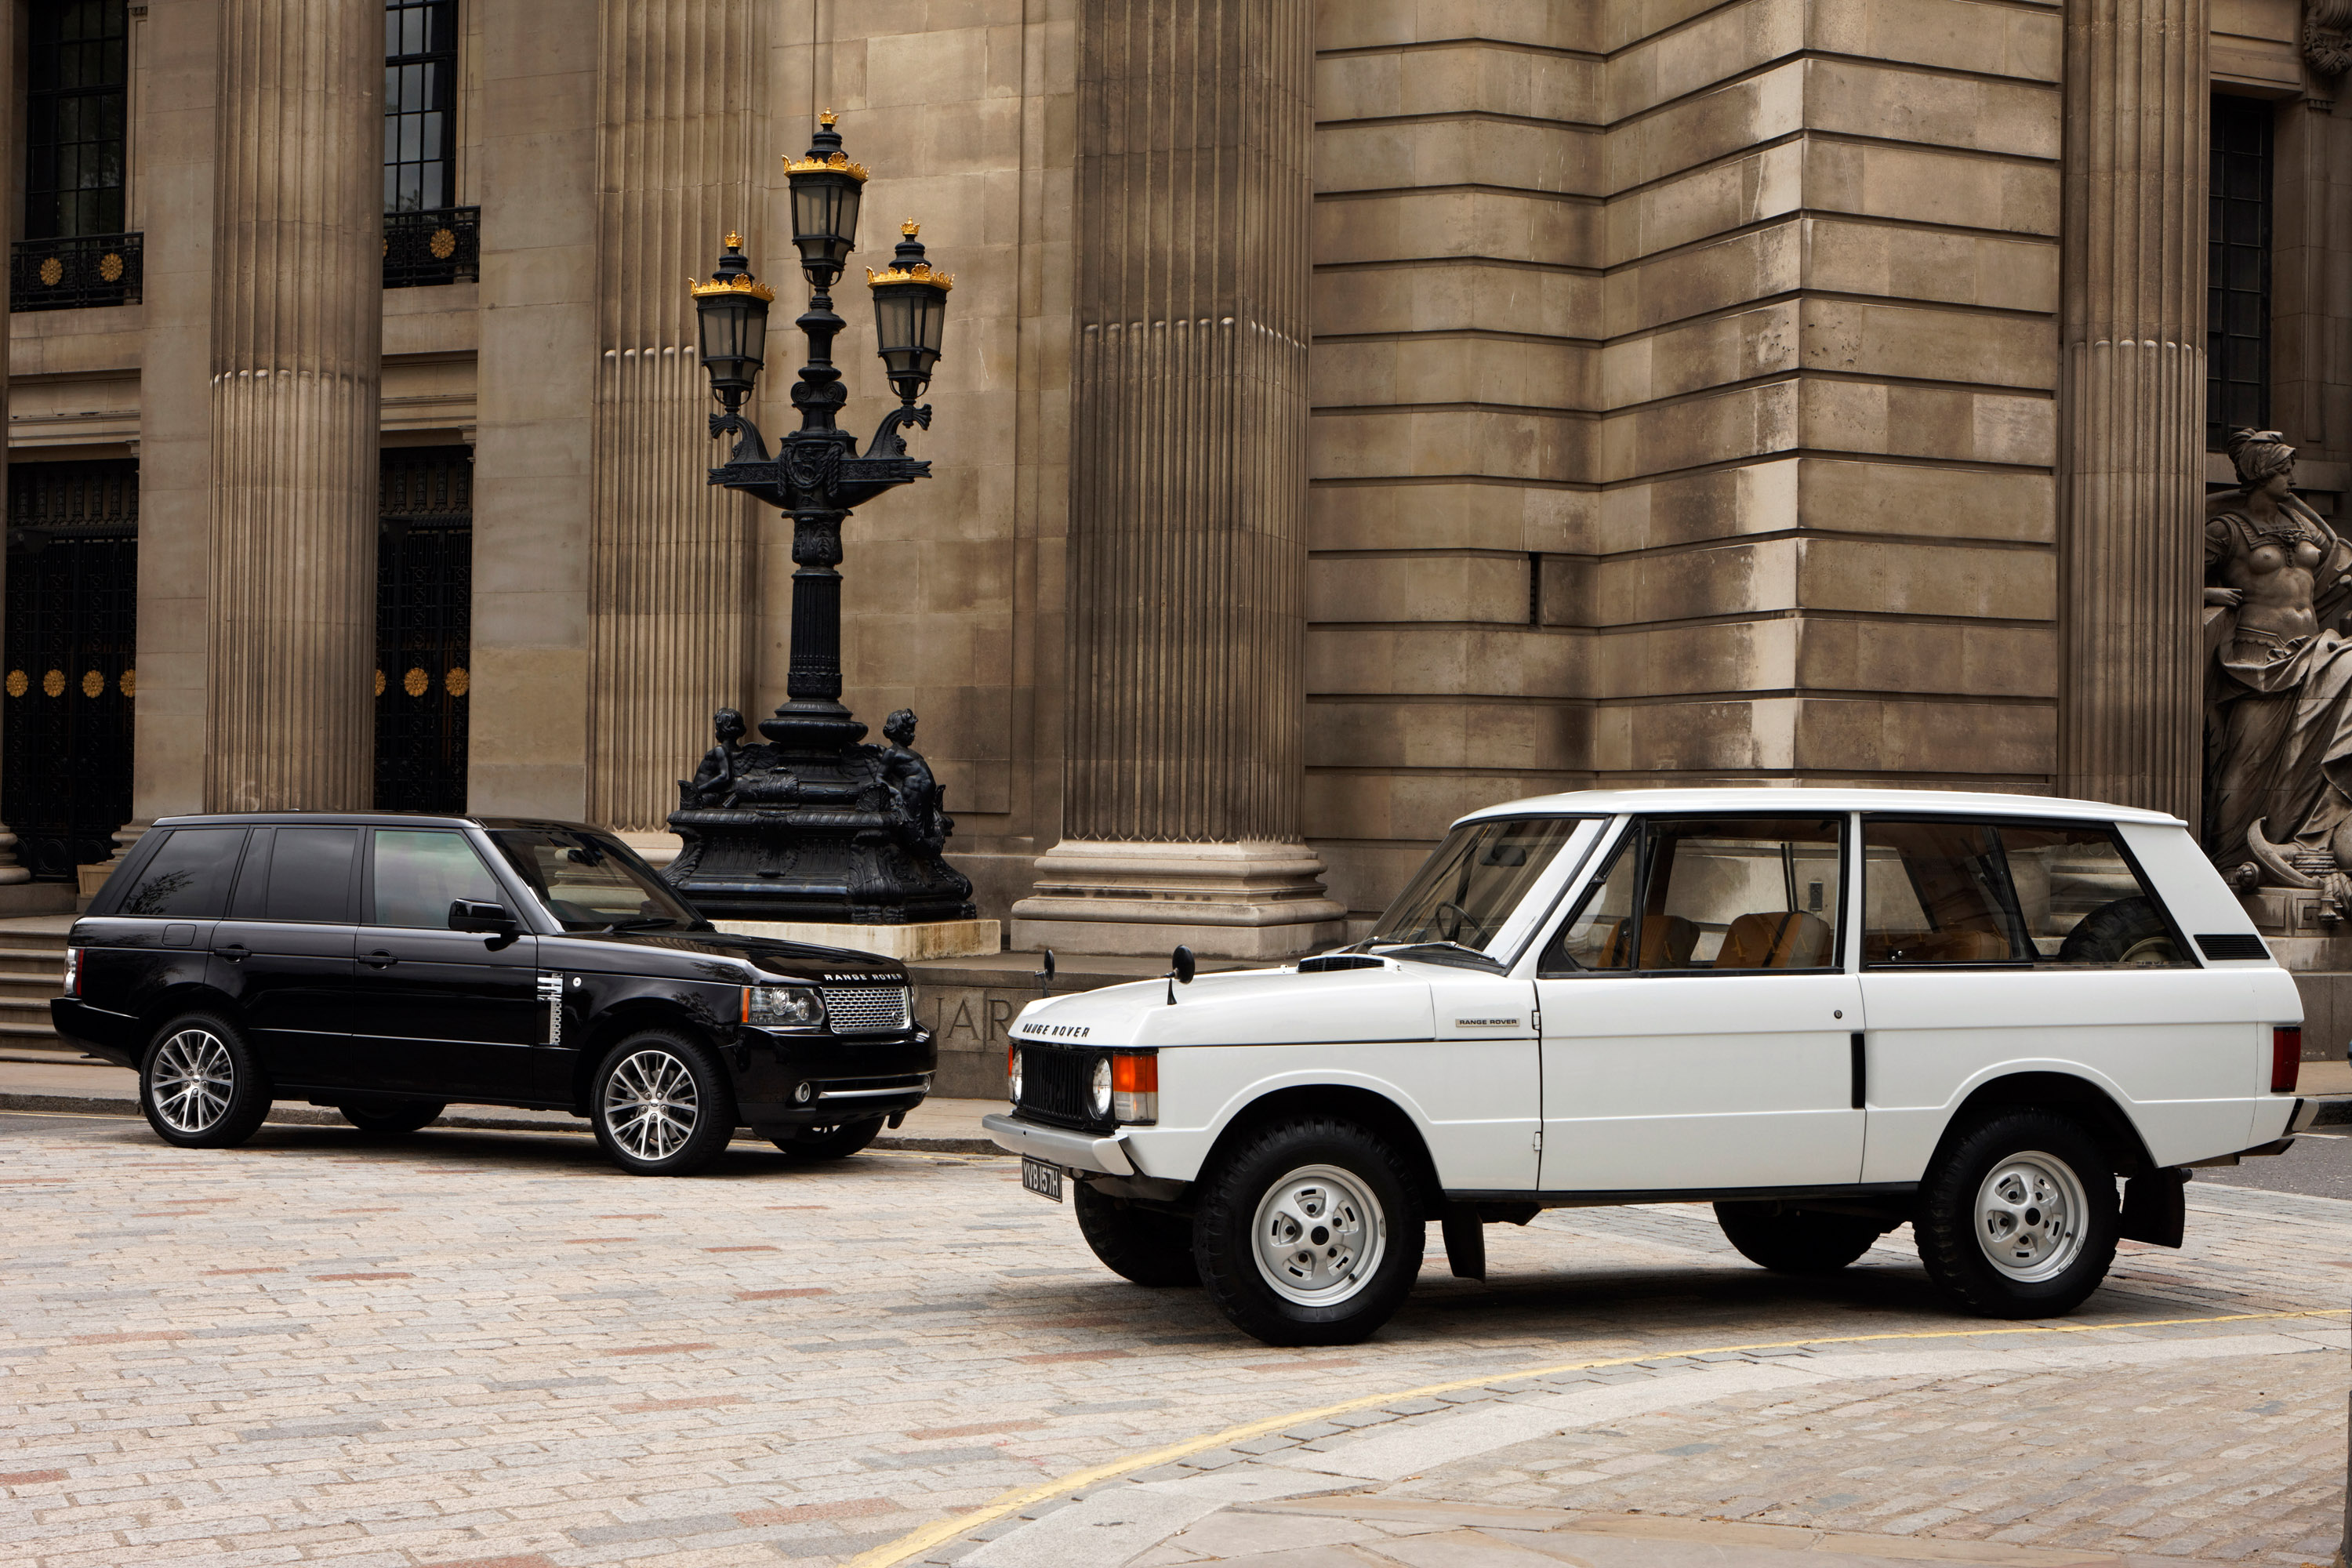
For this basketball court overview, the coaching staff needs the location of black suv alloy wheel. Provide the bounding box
[138,1013,272,1149]
[590,1031,736,1177]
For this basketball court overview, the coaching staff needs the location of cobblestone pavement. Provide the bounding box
[1,1110,2345,1568]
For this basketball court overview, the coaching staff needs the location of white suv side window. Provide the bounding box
[1541,816,1845,974]
[1862,818,2189,968]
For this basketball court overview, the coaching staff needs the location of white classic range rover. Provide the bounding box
[984,789,2320,1346]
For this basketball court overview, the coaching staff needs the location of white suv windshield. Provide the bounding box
[1367,817,1593,960]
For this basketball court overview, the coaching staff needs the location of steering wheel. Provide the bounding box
[1432,901,1493,944]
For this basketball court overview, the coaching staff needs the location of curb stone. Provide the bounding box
[0,1090,1007,1153]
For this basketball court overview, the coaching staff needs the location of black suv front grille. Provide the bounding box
[823,983,911,1034]
[1014,1041,1107,1131]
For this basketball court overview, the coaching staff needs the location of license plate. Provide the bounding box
[1021,1156,1064,1203]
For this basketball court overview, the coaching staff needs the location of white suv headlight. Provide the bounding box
[744,985,826,1029]
[1090,1055,1112,1119]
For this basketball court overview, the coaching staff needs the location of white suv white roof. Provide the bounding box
[1457,787,2184,829]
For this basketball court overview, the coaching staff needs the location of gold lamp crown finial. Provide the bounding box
[724,230,743,250]
[819,109,837,127]
[902,221,920,238]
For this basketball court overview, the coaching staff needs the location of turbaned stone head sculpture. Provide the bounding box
[2226,427,2296,492]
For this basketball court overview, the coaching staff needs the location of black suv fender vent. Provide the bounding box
[2196,933,2270,961]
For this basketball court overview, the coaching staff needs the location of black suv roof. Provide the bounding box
[150,812,607,833]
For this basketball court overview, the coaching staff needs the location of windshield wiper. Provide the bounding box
[1367,940,1504,972]
[604,916,681,933]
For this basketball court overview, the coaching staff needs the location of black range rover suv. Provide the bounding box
[52,814,936,1175]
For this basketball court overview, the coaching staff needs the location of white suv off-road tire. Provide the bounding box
[1915,1109,2118,1318]
[1191,1116,1424,1346]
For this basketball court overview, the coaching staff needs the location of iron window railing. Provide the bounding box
[10,232,141,311]
[383,205,479,289]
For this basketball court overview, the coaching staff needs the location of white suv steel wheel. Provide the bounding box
[1975,1150,2088,1283]
[1250,1163,1385,1306]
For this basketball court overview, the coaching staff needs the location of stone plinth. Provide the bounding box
[712,919,999,962]
[1011,840,1345,960]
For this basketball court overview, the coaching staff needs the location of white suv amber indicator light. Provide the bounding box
[1112,1050,1157,1124]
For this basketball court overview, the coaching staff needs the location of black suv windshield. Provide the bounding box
[486,828,702,932]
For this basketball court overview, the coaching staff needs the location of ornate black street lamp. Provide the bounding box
[662,114,975,929]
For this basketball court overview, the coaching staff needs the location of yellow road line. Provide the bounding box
[847,1306,2352,1568]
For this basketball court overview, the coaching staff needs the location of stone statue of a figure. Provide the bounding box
[2202,427,2352,906]
[878,708,953,857]
[680,708,747,807]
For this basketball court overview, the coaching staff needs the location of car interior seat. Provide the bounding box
[1714,910,1834,968]
[1597,915,1699,969]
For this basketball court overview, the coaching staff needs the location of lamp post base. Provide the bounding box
[662,710,978,928]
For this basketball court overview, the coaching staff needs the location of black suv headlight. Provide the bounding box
[744,985,826,1029]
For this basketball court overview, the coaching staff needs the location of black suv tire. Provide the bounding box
[138,1012,272,1149]
[1074,1183,1198,1287]
[339,1101,445,1135]
[771,1118,883,1162]
[1191,1116,1424,1346]
[1916,1109,2119,1318]
[1714,1201,1885,1274]
[589,1031,736,1177]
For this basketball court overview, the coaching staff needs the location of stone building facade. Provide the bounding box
[1,0,2347,956]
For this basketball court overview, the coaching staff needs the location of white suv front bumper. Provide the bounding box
[982,1112,1137,1176]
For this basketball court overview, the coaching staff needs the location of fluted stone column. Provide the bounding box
[1010,0,1345,959]
[2058,0,2210,819]
[0,0,25,886]
[584,0,764,834]
[205,0,382,811]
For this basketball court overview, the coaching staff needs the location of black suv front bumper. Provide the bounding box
[731,1024,938,1127]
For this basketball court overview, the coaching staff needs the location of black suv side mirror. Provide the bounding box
[448,899,517,935]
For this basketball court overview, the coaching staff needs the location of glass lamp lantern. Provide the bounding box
[782,111,867,288]
[689,233,773,415]
[866,222,953,405]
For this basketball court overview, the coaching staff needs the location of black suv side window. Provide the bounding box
[118,828,248,918]
[228,826,360,924]
[370,829,499,927]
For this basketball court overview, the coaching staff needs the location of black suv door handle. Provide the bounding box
[361,950,398,969]
[218,944,249,963]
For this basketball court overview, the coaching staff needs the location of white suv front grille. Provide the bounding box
[823,984,911,1034]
